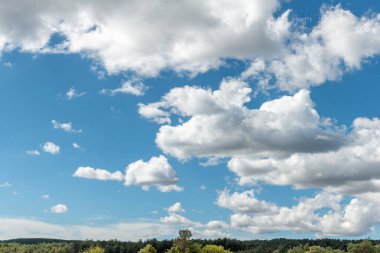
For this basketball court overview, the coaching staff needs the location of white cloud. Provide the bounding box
[207,220,229,230]
[199,157,223,167]
[51,204,68,214]
[52,120,82,133]
[41,194,50,200]
[0,218,178,241]
[138,102,171,124]
[0,182,11,188]
[0,2,378,90]
[0,0,288,77]
[221,190,380,237]
[100,80,147,96]
[143,79,344,160]
[72,142,81,149]
[228,117,380,194]
[160,213,198,227]
[26,150,40,156]
[42,142,60,155]
[66,87,86,100]
[124,155,183,192]
[216,189,279,214]
[243,7,380,91]
[73,166,123,181]
[166,202,185,213]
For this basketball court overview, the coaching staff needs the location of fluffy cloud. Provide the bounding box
[73,166,123,181]
[124,155,183,192]
[166,202,185,213]
[52,120,82,133]
[142,79,344,160]
[0,0,290,76]
[159,200,231,237]
[100,80,146,96]
[160,213,196,226]
[228,117,380,194]
[243,7,380,91]
[72,142,81,149]
[138,102,171,124]
[51,204,68,214]
[42,142,60,155]
[141,79,380,199]
[216,189,278,214]
[220,190,380,237]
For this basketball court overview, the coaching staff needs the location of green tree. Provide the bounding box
[82,246,105,253]
[139,244,158,253]
[173,229,193,253]
[200,245,231,253]
[348,241,376,253]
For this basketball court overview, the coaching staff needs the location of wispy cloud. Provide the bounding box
[26,150,40,156]
[0,182,11,188]
[100,80,147,96]
[41,195,50,200]
[66,87,86,100]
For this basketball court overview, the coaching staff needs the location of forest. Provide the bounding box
[0,230,379,253]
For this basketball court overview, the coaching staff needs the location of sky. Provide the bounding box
[1,0,380,241]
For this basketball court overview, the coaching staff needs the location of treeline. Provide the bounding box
[1,237,380,253]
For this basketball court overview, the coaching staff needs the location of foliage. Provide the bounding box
[139,244,157,253]
[173,229,193,253]
[200,245,231,253]
[1,238,380,253]
[82,246,105,253]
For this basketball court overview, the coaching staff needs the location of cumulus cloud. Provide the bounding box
[42,142,60,155]
[124,155,183,192]
[142,79,344,160]
[216,189,279,214]
[166,202,185,213]
[219,190,380,237]
[26,150,40,155]
[138,102,171,124]
[228,117,380,194]
[160,213,197,226]
[243,7,380,91]
[100,80,147,96]
[0,0,290,77]
[66,87,86,100]
[72,142,81,149]
[0,2,378,90]
[51,204,68,214]
[52,120,82,133]
[141,79,380,199]
[73,166,123,181]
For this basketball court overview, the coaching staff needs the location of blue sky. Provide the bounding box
[1,0,380,241]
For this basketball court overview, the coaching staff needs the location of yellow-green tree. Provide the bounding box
[200,245,231,253]
[82,246,105,253]
[348,241,377,253]
[139,244,158,253]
